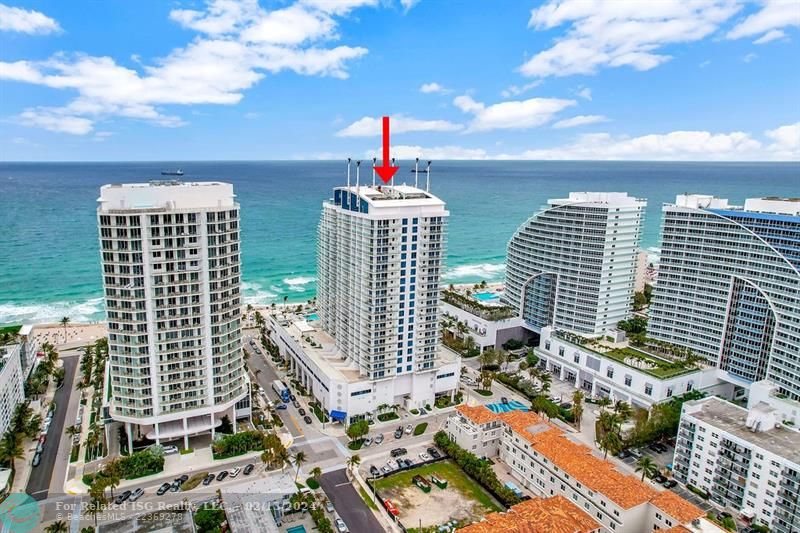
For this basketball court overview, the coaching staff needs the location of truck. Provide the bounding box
[272,380,290,402]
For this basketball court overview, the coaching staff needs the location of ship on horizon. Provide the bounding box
[160,169,184,176]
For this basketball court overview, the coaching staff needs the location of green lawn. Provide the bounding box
[373,460,502,514]
[473,389,493,396]
[358,486,378,510]
[604,348,696,378]
[413,423,427,436]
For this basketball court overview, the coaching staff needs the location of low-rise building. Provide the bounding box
[441,289,526,353]
[270,313,459,423]
[535,327,731,409]
[457,495,602,533]
[447,405,714,533]
[672,396,800,533]
[0,344,26,436]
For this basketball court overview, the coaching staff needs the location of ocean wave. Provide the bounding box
[645,246,661,265]
[0,297,105,325]
[283,276,316,287]
[443,263,506,281]
[241,282,278,304]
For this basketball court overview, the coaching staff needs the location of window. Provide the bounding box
[607,367,614,379]
[644,383,653,396]
[624,375,632,386]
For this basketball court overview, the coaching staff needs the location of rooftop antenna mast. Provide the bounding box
[426,161,432,192]
[346,158,351,188]
[391,158,396,187]
[372,157,377,187]
[355,160,361,190]
[414,158,420,188]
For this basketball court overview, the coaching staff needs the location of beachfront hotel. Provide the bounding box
[97,181,250,450]
[502,192,646,336]
[648,195,800,402]
[447,405,725,533]
[672,396,800,532]
[269,179,459,423]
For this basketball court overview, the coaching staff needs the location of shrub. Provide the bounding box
[474,389,492,397]
[377,412,399,422]
[114,448,165,479]
[194,503,226,533]
[410,409,419,415]
[307,477,320,489]
[212,430,264,460]
[182,472,209,491]
[413,423,428,436]
[180,448,194,455]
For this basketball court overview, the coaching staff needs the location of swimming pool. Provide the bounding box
[486,400,529,413]
[286,526,307,533]
[305,313,319,321]
[473,292,499,302]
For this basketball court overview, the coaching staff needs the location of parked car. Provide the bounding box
[404,424,412,435]
[229,467,241,478]
[419,408,427,416]
[303,416,313,424]
[663,480,677,489]
[363,437,372,447]
[293,401,300,408]
[203,474,215,486]
[275,404,287,410]
[381,465,392,474]
[559,402,572,410]
[290,394,297,402]
[162,445,179,455]
[334,517,348,532]
[129,488,144,502]
[156,483,171,495]
[325,500,335,513]
[427,448,441,459]
[244,463,255,475]
[298,408,306,416]
[629,448,643,459]
[393,428,403,439]
[403,458,414,468]
[391,448,407,457]
[395,459,405,469]
[177,474,189,483]
[419,453,430,461]
[169,481,181,492]
[35,442,43,454]
[114,490,132,505]
[370,465,380,477]
[374,434,384,445]
[652,474,668,483]
[32,453,41,467]
[254,348,262,355]
[501,397,509,404]
[617,449,632,459]
[216,471,228,481]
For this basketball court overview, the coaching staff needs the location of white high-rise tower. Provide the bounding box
[98,181,249,450]
[503,192,646,335]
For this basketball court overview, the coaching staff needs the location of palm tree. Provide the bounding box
[277,448,291,472]
[478,348,497,373]
[346,454,361,477]
[310,466,322,481]
[65,425,81,439]
[635,455,659,482]
[613,400,633,421]
[538,372,552,394]
[572,390,585,431]
[598,396,612,411]
[283,295,288,307]
[45,520,68,533]
[527,365,539,384]
[292,451,307,483]
[0,433,24,472]
[60,316,70,343]
[598,430,622,460]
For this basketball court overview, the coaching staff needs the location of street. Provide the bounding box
[27,353,79,501]
[320,469,383,533]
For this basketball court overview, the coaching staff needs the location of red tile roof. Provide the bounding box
[457,495,601,533]
[651,490,704,523]
[456,404,499,425]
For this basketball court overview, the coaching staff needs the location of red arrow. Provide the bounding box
[374,116,399,184]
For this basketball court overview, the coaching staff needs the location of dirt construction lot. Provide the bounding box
[373,460,502,529]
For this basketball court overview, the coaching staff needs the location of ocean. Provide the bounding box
[0,160,797,325]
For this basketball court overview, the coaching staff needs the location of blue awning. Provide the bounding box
[330,410,347,422]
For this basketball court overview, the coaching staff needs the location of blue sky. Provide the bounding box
[0,0,798,161]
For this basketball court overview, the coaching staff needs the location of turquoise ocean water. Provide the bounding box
[0,161,797,324]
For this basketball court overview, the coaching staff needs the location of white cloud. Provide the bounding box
[765,121,800,158]
[367,144,488,160]
[552,114,608,129]
[743,52,758,62]
[520,0,741,78]
[727,0,800,42]
[336,114,462,137]
[576,87,592,100]
[699,59,712,68]
[500,80,542,98]
[93,131,114,142]
[453,94,575,132]
[17,108,94,135]
[752,28,786,44]
[400,0,421,13]
[0,3,60,34]
[1,0,374,134]
[420,82,450,94]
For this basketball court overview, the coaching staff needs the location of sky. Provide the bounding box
[0,0,798,161]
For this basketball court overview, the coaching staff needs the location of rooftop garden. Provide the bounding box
[553,330,700,379]
[442,289,515,321]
